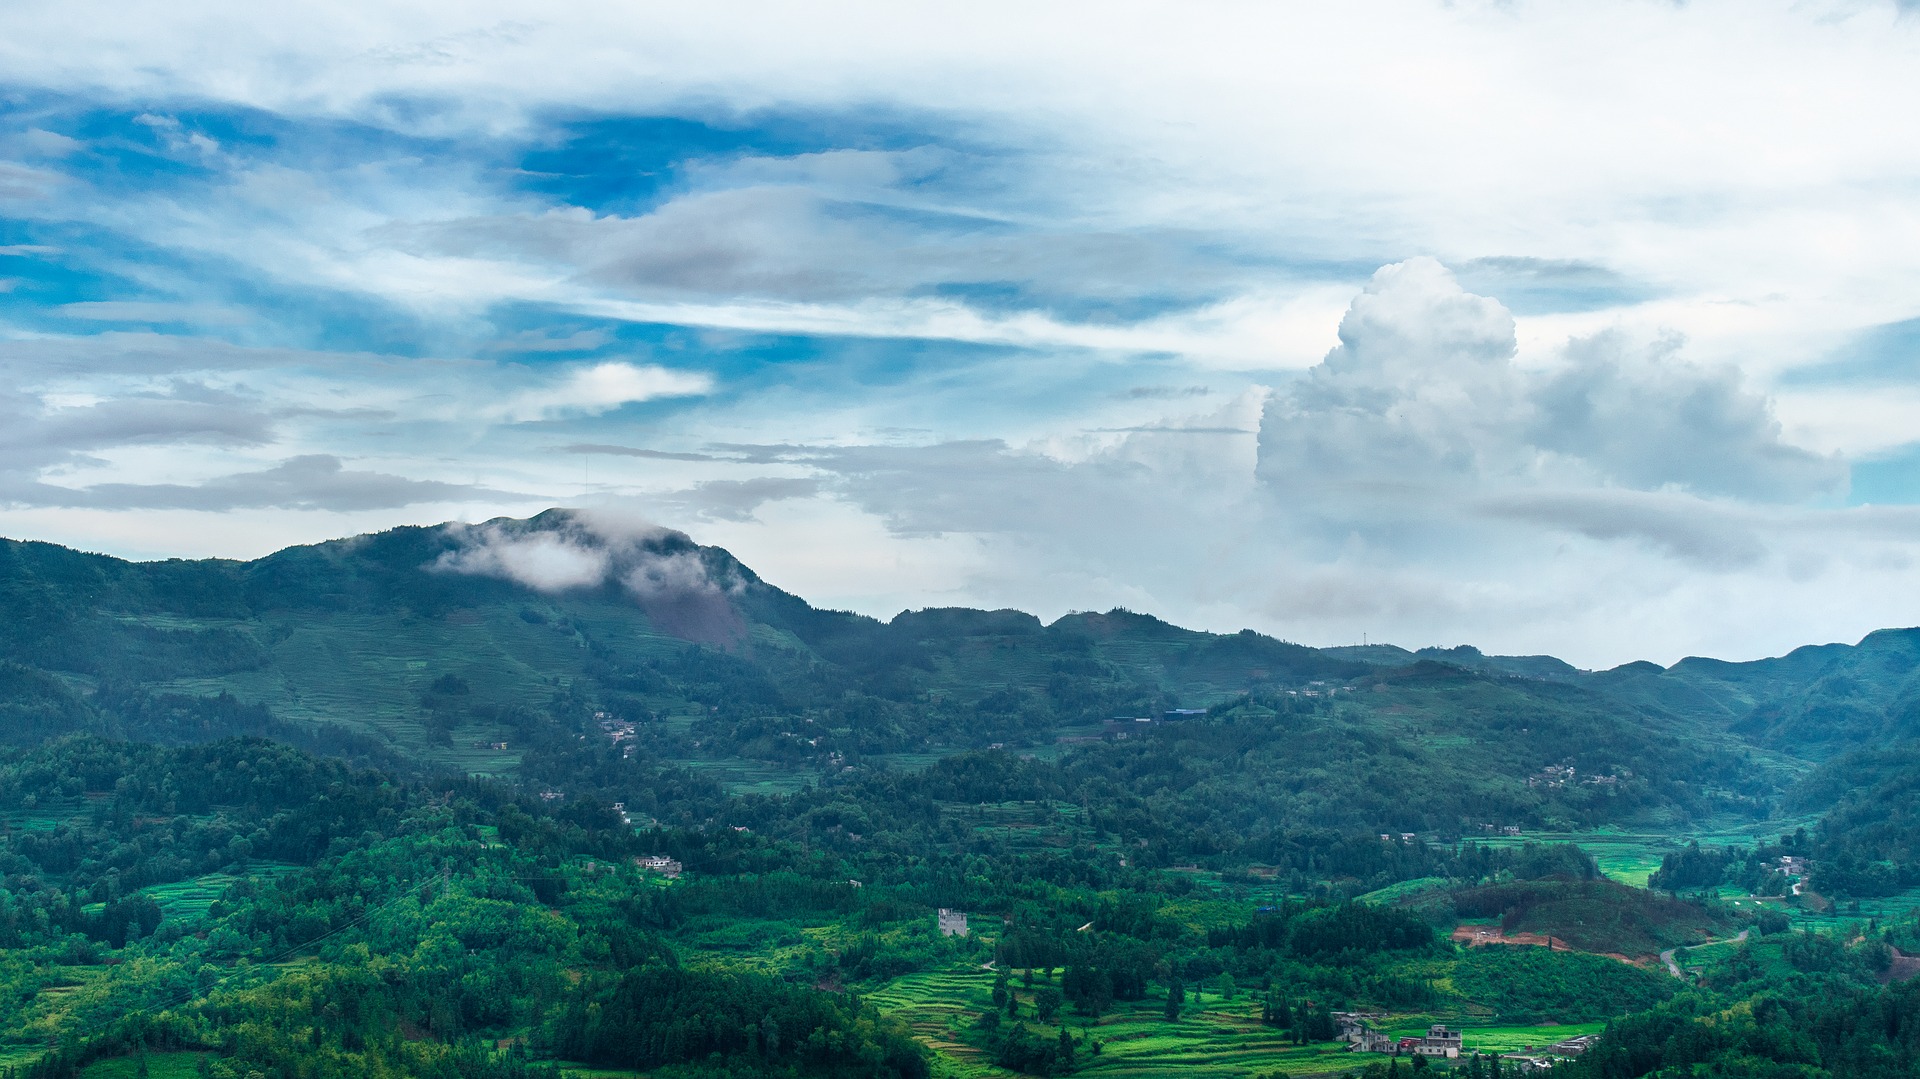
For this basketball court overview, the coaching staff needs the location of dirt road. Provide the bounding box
[1661,929,1749,978]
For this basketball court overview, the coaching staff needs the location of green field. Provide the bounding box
[1475,815,1825,889]
[869,966,1352,1078]
[79,1052,207,1079]
[863,963,1607,1079]
[140,865,302,922]
[557,1065,643,1079]
[1377,1020,1603,1054]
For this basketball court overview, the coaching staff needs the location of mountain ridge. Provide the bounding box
[0,508,1910,818]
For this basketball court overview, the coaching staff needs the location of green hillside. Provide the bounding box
[7,512,1920,1078]
[0,512,1808,830]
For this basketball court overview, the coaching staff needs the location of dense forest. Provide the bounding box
[5,513,1920,1077]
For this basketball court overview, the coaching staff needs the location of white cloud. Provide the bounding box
[434,523,611,591]
[434,509,750,642]
[492,362,713,422]
[1257,259,1844,510]
[4,2,1920,666]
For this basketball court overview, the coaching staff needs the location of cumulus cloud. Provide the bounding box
[1531,333,1844,501]
[693,259,1872,663]
[1256,258,1844,518]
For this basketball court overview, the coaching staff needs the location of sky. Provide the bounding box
[3,0,1920,668]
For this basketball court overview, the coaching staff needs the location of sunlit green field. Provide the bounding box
[1373,1019,1603,1054]
[1476,829,1673,887]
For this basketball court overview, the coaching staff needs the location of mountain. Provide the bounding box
[7,511,1920,1079]
[0,510,1363,766]
[0,507,1907,836]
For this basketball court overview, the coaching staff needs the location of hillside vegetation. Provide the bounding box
[3,512,1920,1077]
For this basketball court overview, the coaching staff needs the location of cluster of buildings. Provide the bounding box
[1337,1016,1464,1059]
[637,854,683,879]
[1291,681,1356,698]
[1336,1015,1595,1070]
[1102,708,1209,738]
[1344,1013,1459,1059]
[1527,763,1627,790]
[593,711,640,757]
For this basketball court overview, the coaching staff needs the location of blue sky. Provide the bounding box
[4,0,1920,666]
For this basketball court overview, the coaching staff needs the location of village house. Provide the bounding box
[1341,1018,1464,1058]
[1413,1024,1463,1058]
[1335,1013,1392,1053]
[1352,1031,1395,1053]
[637,854,682,879]
[937,908,970,936]
[1545,1034,1599,1056]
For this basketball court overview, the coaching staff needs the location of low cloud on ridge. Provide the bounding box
[433,510,749,644]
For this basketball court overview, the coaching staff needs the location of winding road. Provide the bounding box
[1660,929,1749,978]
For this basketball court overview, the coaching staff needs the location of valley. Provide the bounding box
[3,512,1920,1078]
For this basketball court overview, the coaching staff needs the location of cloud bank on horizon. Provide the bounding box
[2,0,1920,667]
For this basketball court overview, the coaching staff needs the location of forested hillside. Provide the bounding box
[6,512,1920,1077]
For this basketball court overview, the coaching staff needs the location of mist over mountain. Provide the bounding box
[3,508,1913,805]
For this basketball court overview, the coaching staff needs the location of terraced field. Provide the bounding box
[865,967,1005,1076]
[872,966,1398,1078]
[139,864,301,923]
[1068,1005,1345,1078]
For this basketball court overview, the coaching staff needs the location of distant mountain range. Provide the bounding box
[1,508,1916,831]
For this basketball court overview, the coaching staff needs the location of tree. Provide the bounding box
[1163,980,1185,1021]
[759,1013,780,1060]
